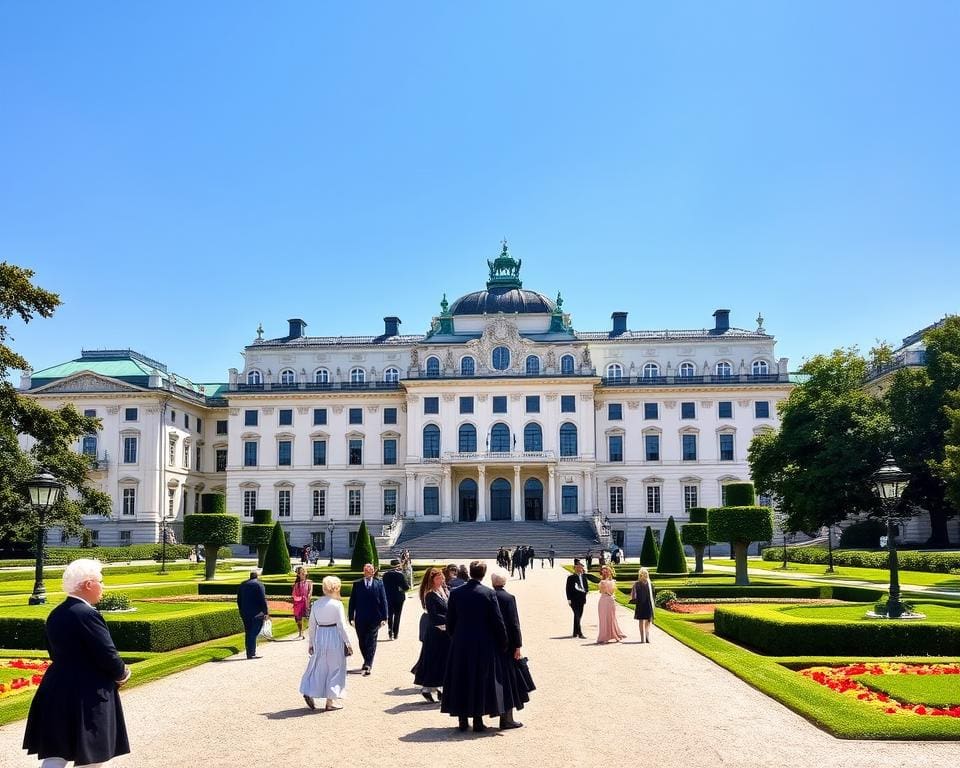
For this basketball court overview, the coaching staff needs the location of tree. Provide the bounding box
[183,495,240,580]
[0,263,111,545]
[938,396,960,513]
[350,521,375,571]
[639,526,659,568]
[749,348,889,542]
[708,506,774,586]
[261,521,292,576]
[681,508,710,574]
[241,509,274,568]
[656,516,688,574]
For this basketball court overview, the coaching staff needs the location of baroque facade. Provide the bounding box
[20,245,792,555]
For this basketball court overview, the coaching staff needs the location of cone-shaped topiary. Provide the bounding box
[183,512,240,580]
[724,483,756,507]
[708,505,774,585]
[261,521,292,576]
[200,493,227,514]
[369,531,380,569]
[681,523,710,574]
[639,526,660,567]
[657,516,688,574]
[350,520,375,571]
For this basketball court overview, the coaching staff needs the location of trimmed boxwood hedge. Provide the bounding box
[724,483,756,507]
[657,517,688,574]
[714,603,960,656]
[200,493,227,514]
[183,513,241,580]
[761,546,960,573]
[199,581,354,598]
[640,526,659,567]
[261,522,291,575]
[687,507,708,524]
[6,544,232,566]
[253,509,273,525]
[709,506,774,585]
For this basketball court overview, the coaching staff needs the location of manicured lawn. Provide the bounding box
[785,603,960,623]
[854,673,960,708]
[704,558,960,591]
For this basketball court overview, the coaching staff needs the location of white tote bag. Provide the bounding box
[259,617,273,640]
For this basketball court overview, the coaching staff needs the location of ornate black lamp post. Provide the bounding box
[871,456,911,619]
[25,471,66,606]
[159,513,170,574]
[327,520,335,566]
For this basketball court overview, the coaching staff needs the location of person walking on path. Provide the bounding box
[441,561,508,733]
[527,546,536,570]
[597,565,626,643]
[23,558,132,768]
[565,559,589,639]
[629,567,656,643]
[515,546,528,580]
[411,567,450,702]
[348,563,388,675]
[237,570,269,659]
[491,568,532,729]
[292,566,313,640]
[548,545,555,568]
[382,559,410,640]
[300,576,353,711]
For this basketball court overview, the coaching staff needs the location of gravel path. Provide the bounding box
[2,562,957,767]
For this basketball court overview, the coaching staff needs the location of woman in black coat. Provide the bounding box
[491,570,533,729]
[23,558,131,766]
[411,567,450,701]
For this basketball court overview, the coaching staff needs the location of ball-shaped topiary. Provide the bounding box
[241,523,274,567]
[350,520,376,571]
[639,526,660,567]
[183,513,240,580]
[253,509,273,525]
[724,483,756,507]
[708,506,774,585]
[261,521,292,575]
[681,523,710,573]
[200,493,227,514]
[657,516,688,574]
[688,507,708,524]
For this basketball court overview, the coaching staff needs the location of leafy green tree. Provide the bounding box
[749,348,889,541]
[939,397,960,513]
[656,516,688,574]
[639,525,659,567]
[350,521,375,570]
[261,521,292,576]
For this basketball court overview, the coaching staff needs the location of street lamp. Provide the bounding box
[159,513,170,575]
[327,520,335,567]
[871,455,911,619]
[25,471,66,606]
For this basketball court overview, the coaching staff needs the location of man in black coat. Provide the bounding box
[491,569,530,730]
[237,570,269,659]
[441,560,508,733]
[24,559,131,766]
[348,563,388,674]
[565,559,589,639]
[381,558,410,640]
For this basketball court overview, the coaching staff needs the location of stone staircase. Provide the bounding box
[391,520,600,559]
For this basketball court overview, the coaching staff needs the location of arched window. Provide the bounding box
[716,361,733,378]
[606,363,623,380]
[752,359,769,376]
[279,369,296,386]
[460,356,475,376]
[247,370,262,385]
[678,362,696,378]
[383,367,399,383]
[350,367,366,384]
[313,368,329,385]
[523,422,543,452]
[458,423,477,453]
[492,346,511,371]
[490,423,511,453]
[561,354,575,375]
[525,355,540,375]
[560,423,578,457]
[423,425,441,459]
[642,362,660,379]
[425,356,441,377]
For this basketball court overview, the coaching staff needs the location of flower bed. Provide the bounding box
[801,664,960,717]
[0,659,50,698]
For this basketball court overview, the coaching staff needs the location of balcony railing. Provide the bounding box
[440,450,557,463]
[864,350,927,383]
[233,380,402,392]
[600,372,787,387]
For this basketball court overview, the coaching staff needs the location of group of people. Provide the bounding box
[494,544,555,578]
[565,559,655,643]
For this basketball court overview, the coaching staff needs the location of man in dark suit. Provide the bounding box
[441,561,508,733]
[565,559,589,639]
[445,563,465,589]
[348,562,388,675]
[237,569,269,659]
[491,569,530,730]
[381,558,410,640]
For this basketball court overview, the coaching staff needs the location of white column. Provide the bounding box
[405,472,416,518]
[512,465,522,521]
[477,466,487,522]
[441,467,452,522]
[547,466,557,520]
[583,469,594,516]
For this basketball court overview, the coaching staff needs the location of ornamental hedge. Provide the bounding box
[640,526,659,567]
[253,508,273,525]
[657,517,688,575]
[200,493,227,514]
[724,483,756,507]
[199,581,354,599]
[351,521,375,571]
[687,507,708,524]
[11,544,226,566]
[241,522,274,567]
[761,546,960,573]
[681,523,710,574]
[708,506,774,586]
[838,519,886,549]
[261,522,291,576]
[183,513,240,580]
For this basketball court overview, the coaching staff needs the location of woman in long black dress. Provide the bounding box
[491,568,533,729]
[629,566,655,643]
[411,567,449,702]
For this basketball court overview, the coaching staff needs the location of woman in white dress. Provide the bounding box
[300,575,353,711]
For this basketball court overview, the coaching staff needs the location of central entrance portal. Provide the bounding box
[524,478,544,521]
[458,479,477,522]
[490,478,512,521]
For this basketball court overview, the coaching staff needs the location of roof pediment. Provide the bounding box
[29,372,144,395]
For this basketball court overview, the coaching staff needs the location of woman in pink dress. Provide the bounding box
[292,566,314,639]
[596,565,626,643]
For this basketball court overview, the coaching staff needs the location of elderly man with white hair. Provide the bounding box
[23,558,131,768]
[490,567,534,730]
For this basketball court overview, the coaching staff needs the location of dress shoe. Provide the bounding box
[577,634,587,639]
[362,668,371,676]
[303,695,316,710]
[457,717,469,732]
[437,690,442,701]
[421,690,435,703]
[500,720,523,729]
[473,721,488,733]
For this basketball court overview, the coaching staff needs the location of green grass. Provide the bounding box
[785,603,960,623]
[853,674,960,708]
[704,557,960,590]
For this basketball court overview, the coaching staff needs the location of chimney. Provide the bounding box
[287,318,307,339]
[611,312,628,336]
[19,371,31,390]
[384,316,401,337]
[712,309,730,334]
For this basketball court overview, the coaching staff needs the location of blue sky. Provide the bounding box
[2,2,958,382]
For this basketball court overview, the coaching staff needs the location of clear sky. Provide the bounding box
[2,2,958,383]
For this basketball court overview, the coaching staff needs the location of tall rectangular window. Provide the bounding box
[277,489,291,517]
[349,408,363,425]
[682,434,697,461]
[719,433,735,461]
[492,395,507,414]
[122,488,136,516]
[525,395,540,413]
[312,489,326,517]
[608,403,623,421]
[169,439,177,465]
[124,407,138,422]
[562,485,578,515]
[123,436,138,464]
[183,443,190,468]
[196,447,202,472]
[82,436,97,456]
[216,448,227,472]
[313,440,327,466]
[244,410,258,426]
[84,409,97,418]
[278,440,292,466]
[718,401,733,419]
[184,413,190,429]
[196,418,202,434]
[383,438,397,465]
[684,485,698,511]
[424,397,439,415]
[423,486,439,516]
[459,396,474,414]
[644,402,658,420]
[609,486,624,514]
[681,401,696,419]
[383,407,397,424]
[755,401,770,418]
[216,419,228,435]
[383,488,397,516]
[243,489,257,517]
[244,441,258,467]
[561,395,576,413]
[349,439,363,465]
[278,409,293,426]
[120,530,131,545]
[313,408,327,426]
[644,434,660,461]
[646,485,662,514]
[348,489,362,516]
[608,434,623,462]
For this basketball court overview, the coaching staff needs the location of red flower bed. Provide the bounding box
[667,602,716,614]
[801,663,960,717]
[0,659,51,697]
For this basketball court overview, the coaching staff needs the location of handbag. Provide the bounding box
[259,618,273,640]
[515,656,536,693]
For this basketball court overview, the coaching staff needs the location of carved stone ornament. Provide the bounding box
[400,404,407,412]
[701,401,713,408]
[297,407,309,415]
[442,393,455,402]
[147,407,161,415]
[627,401,640,409]
[229,408,240,416]
[36,374,137,394]
[466,316,528,373]
[408,394,420,403]
[106,405,120,414]
[332,405,344,414]
[477,394,488,402]
[545,349,556,368]
[262,407,274,416]
[510,393,522,401]
[594,401,603,410]
[350,353,365,362]
[581,346,592,366]
[664,400,677,409]
[366,404,380,412]
[444,350,455,370]
[409,348,419,367]
[738,399,751,408]
[545,393,558,401]
[579,392,593,401]
[564,475,575,484]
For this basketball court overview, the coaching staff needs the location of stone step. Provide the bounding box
[392,520,600,558]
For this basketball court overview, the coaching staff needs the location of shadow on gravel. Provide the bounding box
[262,708,320,720]
[384,701,439,714]
[399,727,501,742]
[383,687,421,696]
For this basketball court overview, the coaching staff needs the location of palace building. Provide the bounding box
[20,245,792,555]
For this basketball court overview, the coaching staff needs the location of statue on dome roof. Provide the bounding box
[487,240,522,284]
